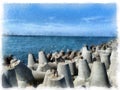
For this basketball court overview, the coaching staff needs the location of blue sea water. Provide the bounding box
[2,36,115,64]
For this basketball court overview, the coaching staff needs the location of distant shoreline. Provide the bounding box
[2,34,117,38]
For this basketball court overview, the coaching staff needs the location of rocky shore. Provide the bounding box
[2,39,118,88]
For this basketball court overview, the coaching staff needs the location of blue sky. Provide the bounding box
[3,3,117,36]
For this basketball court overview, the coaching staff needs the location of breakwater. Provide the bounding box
[2,39,118,88]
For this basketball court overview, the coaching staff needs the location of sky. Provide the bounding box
[3,3,117,36]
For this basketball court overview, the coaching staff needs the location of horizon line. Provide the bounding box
[2,34,117,38]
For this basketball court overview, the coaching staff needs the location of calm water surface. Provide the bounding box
[2,36,115,64]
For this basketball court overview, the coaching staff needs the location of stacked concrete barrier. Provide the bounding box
[12,60,35,88]
[2,67,18,88]
[74,60,91,87]
[69,51,76,59]
[48,62,57,69]
[108,50,117,87]
[84,51,92,63]
[32,70,45,82]
[81,46,92,63]
[65,60,77,76]
[57,62,74,87]
[36,63,51,72]
[89,61,110,87]
[32,63,39,70]
[41,70,67,88]
[108,59,117,87]
[2,73,12,88]
[81,45,88,52]
[100,53,110,70]
[2,39,117,88]
[106,47,112,55]
[27,53,36,68]
[110,50,117,64]
[46,74,66,88]
[43,70,52,86]
[38,51,48,64]
[74,56,84,68]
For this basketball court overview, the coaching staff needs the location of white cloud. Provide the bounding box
[80,16,115,23]
[81,16,102,22]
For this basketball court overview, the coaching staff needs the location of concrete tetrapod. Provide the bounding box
[39,70,67,88]
[32,70,45,82]
[81,45,88,53]
[36,63,51,72]
[46,74,67,88]
[48,62,57,70]
[106,48,112,55]
[108,50,117,87]
[95,46,100,52]
[89,61,110,87]
[27,53,36,68]
[31,62,56,71]
[2,73,12,88]
[92,51,99,61]
[65,60,77,76]
[110,50,117,64]
[100,53,110,70]
[12,60,35,88]
[98,50,106,56]
[38,51,48,64]
[74,58,79,68]
[82,50,92,63]
[74,60,91,87]
[32,63,39,70]
[108,58,117,87]
[69,51,75,59]
[43,70,52,86]
[74,56,83,68]
[2,68,18,88]
[57,62,74,88]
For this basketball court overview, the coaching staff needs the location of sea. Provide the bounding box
[2,36,116,64]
